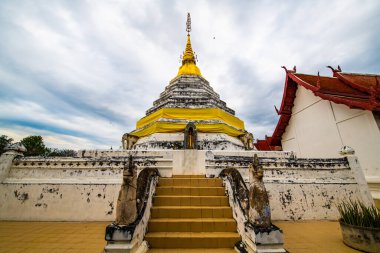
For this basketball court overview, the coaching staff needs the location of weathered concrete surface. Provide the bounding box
[0,150,374,221]
[0,183,119,221]
[146,75,235,115]
[133,132,245,150]
[0,151,173,221]
[207,150,374,220]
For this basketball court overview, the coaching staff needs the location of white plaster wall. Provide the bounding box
[198,133,244,147]
[291,85,321,114]
[0,150,373,221]
[206,150,373,220]
[172,150,206,175]
[136,133,183,144]
[333,104,380,178]
[282,86,342,157]
[0,151,175,221]
[281,86,380,199]
[0,183,120,221]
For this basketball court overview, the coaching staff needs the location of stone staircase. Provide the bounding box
[146,175,240,252]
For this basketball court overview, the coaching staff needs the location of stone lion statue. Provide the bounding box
[115,155,138,225]
[248,154,271,228]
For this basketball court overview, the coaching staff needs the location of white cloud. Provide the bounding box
[0,0,379,148]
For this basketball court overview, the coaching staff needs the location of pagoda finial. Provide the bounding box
[176,13,202,77]
[186,12,191,35]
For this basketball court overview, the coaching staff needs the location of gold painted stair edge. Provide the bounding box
[148,248,236,253]
[156,186,225,196]
[172,175,206,178]
[145,232,240,248]
[151,206,233,218]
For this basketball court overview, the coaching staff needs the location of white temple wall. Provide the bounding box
[282,87,342,157]
[281,86,380,199]
[206,151,373,220]
[0,150,373,221]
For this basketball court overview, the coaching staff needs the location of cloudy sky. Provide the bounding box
[0,0,379,150]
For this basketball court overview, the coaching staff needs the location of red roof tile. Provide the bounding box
[294,74,368,98]
[254,136,281,151]
[337,73,380,94]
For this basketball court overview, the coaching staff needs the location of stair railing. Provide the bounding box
[220,166,285,253]
[104,167,160,253]
[219,168,249,241]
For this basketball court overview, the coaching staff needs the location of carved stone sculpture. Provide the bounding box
[0,143,26,183]
[239,131,254,150]
[115,155,138,225]
[121,134,139,150]
[5,143,27,153]
[339,146,355,156]
[248,154,271,228]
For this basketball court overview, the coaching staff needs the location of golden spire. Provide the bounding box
[176,13,202,77]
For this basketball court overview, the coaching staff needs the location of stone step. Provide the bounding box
[158,178,223,187]
[148,218,237,232]
[151,206,233,219]
[148,248,236,252]
[145,232,240,248]
[172,175,205,178]
[153,196,229,206]
[155,186,225,196]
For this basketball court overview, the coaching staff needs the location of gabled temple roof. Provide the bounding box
[267,66,380,147]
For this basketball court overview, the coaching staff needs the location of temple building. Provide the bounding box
[122,18,253,151]
[258,66,380,202]
[0,14,376,253]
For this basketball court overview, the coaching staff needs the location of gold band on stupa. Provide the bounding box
[130,121,244,138]
[130,108,245,138]
[136,108,244,129]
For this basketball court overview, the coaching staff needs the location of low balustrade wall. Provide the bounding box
[0,150,373,221]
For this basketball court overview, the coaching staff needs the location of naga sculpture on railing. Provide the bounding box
[220,154,285,253]
[105,155,160,253]
[247,154,271,228]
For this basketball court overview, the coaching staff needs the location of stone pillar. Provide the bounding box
[0,143,26,182]
[340,146,374,206]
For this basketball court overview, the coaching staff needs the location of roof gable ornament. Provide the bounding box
[327,65,342,76]
[274,105,280,115]
[316,71,321,90]
[369,77,379,106]
[281,66,296,73]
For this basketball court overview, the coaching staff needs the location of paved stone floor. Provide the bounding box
[0,221,361,253]
[274,221,359,253]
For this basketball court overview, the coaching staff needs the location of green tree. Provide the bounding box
[0,135,13,155]
[20,135,49,157]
